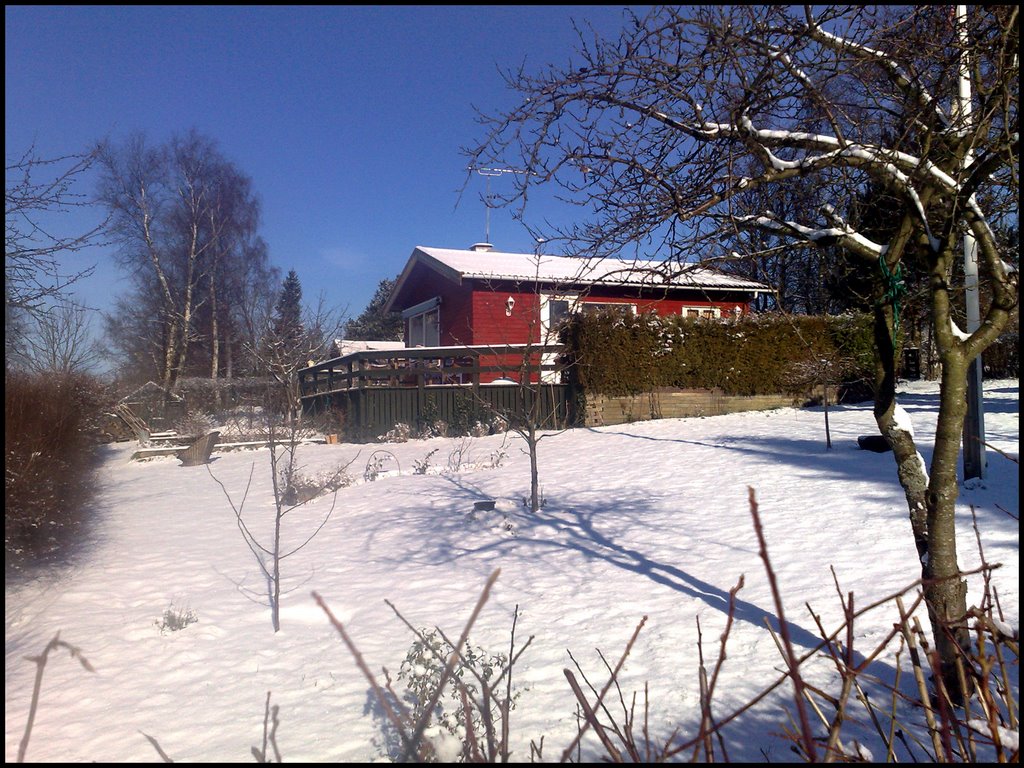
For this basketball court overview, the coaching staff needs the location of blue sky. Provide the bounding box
[5,5,645,329]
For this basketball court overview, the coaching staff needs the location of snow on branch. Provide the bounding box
[734,212,884,262]
[802,12,949,131]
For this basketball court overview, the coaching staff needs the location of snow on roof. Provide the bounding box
[332,339,406,356]
[412,245,772,292]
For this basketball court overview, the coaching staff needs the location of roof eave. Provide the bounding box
[383,247,466,314]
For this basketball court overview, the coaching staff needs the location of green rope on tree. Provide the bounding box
[879,256,907,336]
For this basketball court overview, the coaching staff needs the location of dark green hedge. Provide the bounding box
[563,312,876,397]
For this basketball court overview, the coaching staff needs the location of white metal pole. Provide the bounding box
[956,4,986,479]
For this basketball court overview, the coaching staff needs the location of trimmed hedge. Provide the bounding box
[564,312,876,398]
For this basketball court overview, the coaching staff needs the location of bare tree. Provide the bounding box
[10,302,103,375]
[464,242,578,513]
[5,146,107,359]
[209,431,355,634]
[465,5,1019,697]
[209,294,346,633]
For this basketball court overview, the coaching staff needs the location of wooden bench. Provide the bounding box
[130,445,192,461]
[129,433,327,461]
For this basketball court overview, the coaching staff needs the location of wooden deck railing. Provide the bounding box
[298,344,566,399]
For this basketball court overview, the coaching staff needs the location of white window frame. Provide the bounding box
[403,298,441,347]
[540,295,638,339]
[539,295,637,382]
[576,300,638,317]
[681,305,721,319]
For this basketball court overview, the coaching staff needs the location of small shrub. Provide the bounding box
[379,423,413,443]
[413,448,440,475]
[155,604,198,634]
[447,438,474,472]
[283,459,356,504]
[397,628,518,763]
[423,419,450,439]
[487,446,507,469]
[364,450,399,482]
[174,411,216,438]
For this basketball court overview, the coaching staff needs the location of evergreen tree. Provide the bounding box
[272,269,304,345]
[342,277,403,341]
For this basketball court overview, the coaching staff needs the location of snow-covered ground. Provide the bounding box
[5,379,1018,762]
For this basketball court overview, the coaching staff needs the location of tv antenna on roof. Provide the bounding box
[469,166,534,244]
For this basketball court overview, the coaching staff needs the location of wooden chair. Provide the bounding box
[177,431,221,467]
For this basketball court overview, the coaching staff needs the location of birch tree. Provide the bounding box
[465,5,1019,699]
[98,131,273,390]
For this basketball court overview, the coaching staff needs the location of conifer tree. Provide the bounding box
[342,277,403,341]
[272,270,304,347]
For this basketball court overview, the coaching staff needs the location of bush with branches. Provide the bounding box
[4,370,108,569]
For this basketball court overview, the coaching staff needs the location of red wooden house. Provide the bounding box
[383,243,772,383]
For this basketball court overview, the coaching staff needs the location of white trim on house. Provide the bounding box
[400,296,441,320]
[406,304,441,347]
[537,295,640,383]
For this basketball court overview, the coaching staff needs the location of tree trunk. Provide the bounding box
[528,422,540,513]
[873,276,972,703]
[872,305,930,564]
[209,271,221,409]
[823,382,832,450]
[172,221,201,391]
[161,316,180,393]
[923,354,972,702]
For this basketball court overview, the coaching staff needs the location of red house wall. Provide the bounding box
[396,266,475,346]
[465,281,752,382]
[394,268,755,383]
[470,284,543,346]
[469,285,542,382]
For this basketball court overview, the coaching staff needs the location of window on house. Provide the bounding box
[541,296,637,339]
[578,301,637,317]
[407,308,440,347]
[548,298,573,329]
[682,306,721,319]
[403,297,441,347]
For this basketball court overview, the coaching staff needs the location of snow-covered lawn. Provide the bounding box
[5,379,1018,762]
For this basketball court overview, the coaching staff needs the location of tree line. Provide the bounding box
[6,128,407,392]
